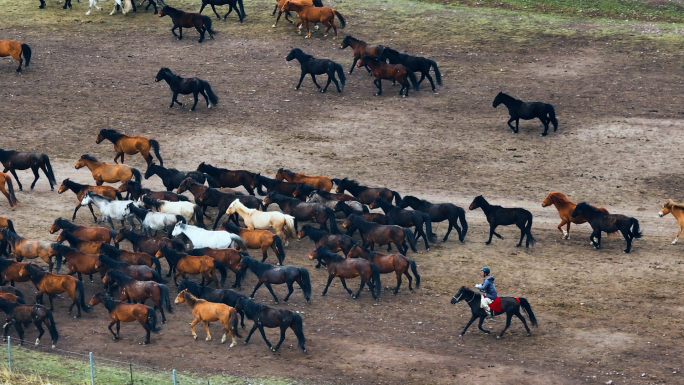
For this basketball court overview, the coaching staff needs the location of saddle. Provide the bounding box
[482,295,519,313]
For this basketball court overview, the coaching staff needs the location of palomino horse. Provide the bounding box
[357,56,419,97]
[493,92,558,136]
[89,292,161,345]
[339,36,384,74]
[175,289,241,346]
[220,222,286,265]
[102,270,173,323]
[276,168,333,191]
[286,48,346,93]
[541,192,609,239]
[398,196,468,243]
[0,173,17,209]
[297,225,356,268]
[309,246,381,300]
[280,0,345,39]
[58,179,122,222]
[235,297,306,352]
[451,286,537,338]
[369,197,434,250]
[96,129,164,166]
[342,215,417,255]
[237,256,311,304]
[158,7,216,43]
[0,148,55,191]
[346,244,420,294]
[572,202,642,253]
[0,297,58,348]
[196,162,256,195]
[262,192,339,234]
[178,279,248,328]
[469,196,535,248]
[49,218,115,244]
[0,40,31,72]
[119,180,190,202]
[0,229,60,272]
[659,200,684,245]
[155,247,228,287]
[334,177,401,205]
[24,264,91,318]
[226,200,297,246]
[75,155,141,186]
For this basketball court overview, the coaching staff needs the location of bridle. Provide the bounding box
[452,290,478,304]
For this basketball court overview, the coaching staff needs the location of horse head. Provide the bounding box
[451,286,469,304]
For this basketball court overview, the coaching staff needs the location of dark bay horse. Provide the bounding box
[58,179,122,222]
[94,254,165,283]
[309,246,380,300]
[369,197,434,250]
[96,129,164,166]
[114,229,185,262]
[451,286,537,338]
[346,244,419,295]
[469,196,535,248]
[57,230,104,255]
[237,256,311,303]
[251,174,306,200]
[262,192,339,234]
[102,270,173,323]
[118,180,189,202]
[0,297,58,348]
[339,36,384,74]
[158,6,216,43]
[0,148,56,191]
[235,297,306,352]
[334,178,401,205]
[398,196,468,243]
[0,40,31,72]
[196,163,256,195]
[379,47,442,93]
[154,68,219,110]
[178,279,248,328]
[199,0,244,21]
[357,56,419,97]
[89,292,161,345]
[342,215,417,254]
[0,257,31,286]
[197,188,262,229]
[286,48,345,93]
[50,218,115,245]
[98,243,162,274]
[144,162,206,191]
[493,92,558,136]
[297,225,356,268]
[571,202,642,253]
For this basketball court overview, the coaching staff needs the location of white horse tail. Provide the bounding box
[283,215,297,239]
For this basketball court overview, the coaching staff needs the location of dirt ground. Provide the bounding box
[1,0,684,383]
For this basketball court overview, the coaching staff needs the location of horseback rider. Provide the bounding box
[475,267,496,319]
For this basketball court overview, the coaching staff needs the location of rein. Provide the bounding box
[452,290,478,304]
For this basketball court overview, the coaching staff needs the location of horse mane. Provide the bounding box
[0,257,15,272]
[99,129,125,142]
[314,246,344,262]
[99,293,122,312]
[239,297,266,319]
[268,192,297,203]
[348,215,377,233]
[142,196,162,209]
[120,228,146,243]
[53,218,78,232]
[182,291,206,306]
[123,180,147,195]
[62,178,88,193]
[158,67,181,83]
[52,243,77,257]
[99,243,122,258]
[59,230,82,246]
[80,154,99,162]
[241,256,273,276]
[178,279,206,297]
[26,263,48,282]
[108,270,134,285]
[343,35,362,44]
[351,244,375,261]
[301,225,327,242]
[575,202,603,216]
[181,177,202,187]
[0,149,17,162]
[546,191,573,205]
[664,199,684,210]
[1,229,24,245]
[221,222,242,235]
[99,254,125,268]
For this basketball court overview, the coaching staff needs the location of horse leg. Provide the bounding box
[330,75,341,93]
[621,229,632,253]
[514,309,531,335]
[200,89,210,108]
[171,25,179,39]
[310,74,321,90]
[189,318,200,339]
[190,91,199,111]
[515,119,519,133]
[394,271,402,294]
[271,325,287,352]
[263,282,280,303]
[506,117,516,132]
[29,166,40,190]
[404,269,413,291]
[349,57,358,74]
[209,4,221,19]
[283,280,294,302]
[419,227,430,250]
[591,230,601,249]
[498,312,514,338]
[516,223,525,247]
[249,281,263,299]
[223,5,236,20]
[196,26,205,43]
[375,79,383,96]
[425,72,437,93]
[178,27,183,40]
[256,325,273,349]
[540,117,550,136]
[108,321,118,339]
[485,224,499,245]
[295,71,307,90]
[477,315,489,334]
[34,320,45,345]
[321,274,334,296]
[203,320,212,341]
[459,314,478,336]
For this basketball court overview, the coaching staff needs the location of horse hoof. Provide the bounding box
[459,334,463,338]
[271,347,276,352]
[35,339,40,346]
[540,133,548,137]
[272,24,276,28]
[497,335,503,339]
[193,336,198,340]
[527,333,531,336]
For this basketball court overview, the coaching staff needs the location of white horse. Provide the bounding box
[127,202,184,237]
[142,196,200,225]
[171,223,246,250]
[81,191,140,229]
[86,0,133,16]
[226,200,297,246]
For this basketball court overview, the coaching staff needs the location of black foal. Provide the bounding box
[286,48,346,93]
[154,68,219,111]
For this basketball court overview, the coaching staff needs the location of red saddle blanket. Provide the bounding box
[484,296,520,313]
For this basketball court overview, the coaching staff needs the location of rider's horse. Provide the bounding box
[451,286,537,338]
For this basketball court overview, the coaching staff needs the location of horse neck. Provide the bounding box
[499,94,519,107]
[62,231,80,246]
[352,217,375,233]
[130,205,147,220]
[306,227,325,242]
[344,181,364,195]
[64,180,87,194]
[190,184,206,197]
[81,158,100,170]
[233,202,251,215]
[363,60,382,70]
[113,272,133,286]
[56,219,76,232]
[247,258,271,276]
[183,293,203,308]
[0,150,12,162]
[376,199,392,213]
[124,229,143,244]
[476,199,494,215]
[353,245,371,259]
[102,296,120,312]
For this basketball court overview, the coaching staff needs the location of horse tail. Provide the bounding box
[42,154,57,186]
[391,190,402,205]
[630,217,643,239]
[150,256,162,275]
[76,280,92,313]
[525,215,536,246]
[403,228,418,253]
[333,10,346,28]
[407,258,420,288]
[406,68,420,91]
[114,189,123,200]
[232,236,246,251]
[5,219,15,234]
[370,263,381,299]
[5,175,18,206]
[214,260,228,287]
[146,307,163,333]
[159,284,174,314]
[283,216,297,239]
[547,104,558,131]
[151,268,166,284]
[202,16,216,35]
[193,206,205,229]
[326,207,340,234]
[21,44,31,68]
[149,139,163,167]
[130,168,142,182]
[229,308,242,338]
[273,235,286,264]
[55,246,63,272]
[519,297,538,327]
[457,206,468,242]
[45,309,59,344]
[292,313,306,351]
[335,62,346,89]
[429,59,442,86]
[202,81,219,106]
[298,267,312,302]
[422,213,436,243]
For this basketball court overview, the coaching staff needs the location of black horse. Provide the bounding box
[469,196,535,248]
[492,92,558,136]
[0,297,59,348]
[379,47,442,93]
[235,297,306,352]
[196,162,257,195]
[199,0,244,21]
[286,48,346,93]
[398,195,468,242]
[571,202,642,253]
[178,279,248,328]
[144,162,206,191]
[251,174,307,200]
[451,286,537,338]
[154,68,219,111]
[369,197,434,250]
[238,256,311,304]
[0,149,56,191]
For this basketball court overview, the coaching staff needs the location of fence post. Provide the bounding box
[172,369,177,385]
[129,362,133,385]
[89,352,95,385]
[7,336,11,374]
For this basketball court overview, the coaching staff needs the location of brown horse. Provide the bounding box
[342,214,418,255]
[219,222,285,265]
[95,254,165,283]
[96,129,164,167]
[281,0,345,39]
[57,231,105,255]
[357,56,419,97]
[158,6,215,43]
[659,200,684,245]
[174,289,241,346]
[339,35,384,74]
[24,264,91,318]
[297,225,356,268]
[58,179,122,222]
[155,247,227,287]
[275,169,333,191]
[309,246,380,300]
[0,292,23,304]
[262,192,339,234]
[49,218,115,244]
[103,270,173,323]
[0,229,60,272]
[53,244,102,282]
[90,292,162,345]
[98,243,162,274]
[0,258,31,286]
[0,217,13,256]
[346,244,420,294]
[272,0,319,28]
[196,163,257,195]
[186,247,247,288]
[114,229,185,268]
[0,173,17,209]
[0,40,31,72]
[117,180,189,202]
[0,297,59,349]
[75,155,141,186]
[541,192,610,239]
[0,149,55,191]
[334,178,401,205]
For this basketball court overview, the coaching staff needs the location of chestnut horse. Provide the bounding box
[334,177,401,205]
[186,247,248,288]
[0,40,31,72]
[96,129,164,167]
[102,270,173,323]
[89,292,161,345]
[0,173,17,209]
[175,289,241,346]
[0,257,31,286]
[357,56,419,97]
[220,222,285,265]
[0,229,60,272]
[272,0,321,28]
[75,154,141,186]
[541,192,610,239]
[57,230,104,255]
[50,218,115,244]
[58,179,122,222]
[24,264,91,318]
[0,148,56,191]
[280,0,345,39]
[196,163,256,195]
[346,244,420,294]
[178,279,248,328]
[659,200,684,245]
[155,247,228,287]
[275,169,333,191]
[309,246,380,300]
[339,35,384,74]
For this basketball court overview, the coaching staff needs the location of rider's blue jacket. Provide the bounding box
[476,275,497,300]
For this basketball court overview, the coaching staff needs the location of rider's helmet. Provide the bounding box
[481,267,490,275]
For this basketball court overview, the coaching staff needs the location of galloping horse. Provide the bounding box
[220,222,285,265]
[379,47,442,93]
[398,196,468,242]
[357,56,419,97]
[280,0,345,39]
[175,289,241,346]
[276,169,333,191]
[285,49,346,93]
[659,200,684,245]
[339,36,384,74]
[342,215,417,254]
[309,246,380,300]
[262,192,339,234]
[235,297,306,352]
[451,286,537,338]
[572,202,642,253]
[158,6,216,43]
[178,279,247,328]
[75,155,141,186]
[50,218,115,244]
[0,173,18,209]
[334,178,401,205]
[118,180,189,202]
[226,200,297,246]
[493,92,558,136]
[96,129,164,166]
[0,40,31,72]
[58,179,122,222]
[196,163,256,195]
[469,196,535,248]
[199,0,244,21]
[144,162,206,192]
[541,192,609,239]
[89,292,161,345]
[103,270,173,323]
[0,148,55,190]
[237,256,311,303]
[155,67,219,109]
[24,264,91,318]
[0,297,58,348]
[369,197,434,250]
[0,229,60,272]
[346,244,420,294]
